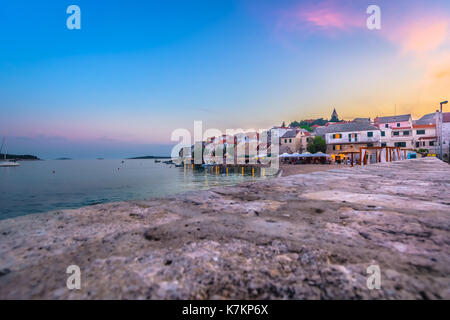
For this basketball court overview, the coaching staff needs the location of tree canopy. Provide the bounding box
[307,136,326,153]
[288,121,313,132]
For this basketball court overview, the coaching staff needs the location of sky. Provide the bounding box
[0,0,449,158]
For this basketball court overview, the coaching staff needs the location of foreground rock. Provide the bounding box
[0,158,449,299]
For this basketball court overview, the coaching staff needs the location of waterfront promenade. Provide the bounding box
[0,158,449,299]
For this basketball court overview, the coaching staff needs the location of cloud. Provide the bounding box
[384,16,449,55]
[273,1,449,55]
[276,0,365,34]
[419,51,450,99]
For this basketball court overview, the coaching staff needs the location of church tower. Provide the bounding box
[330,108,339,122]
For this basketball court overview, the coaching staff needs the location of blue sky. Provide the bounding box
[1,0,449,158]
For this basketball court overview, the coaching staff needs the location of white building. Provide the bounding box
[324,122,381,154]
[416,111,450,157]
[412,124,438,154]
[374,114,414,149]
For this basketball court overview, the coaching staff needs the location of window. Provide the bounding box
[332,134,342,139]
[348,133,358,142]
[284,139,287,143]
[368,132,373,137]
[394,142,406,147]
[393,131,399,136]
[367,143,374,147]
[333,145,341,151]
[416,142,420,148]
[397,123,400,127]
[429,141,435,146]
[381,131,385,137]
[289,139,292,143]
[381,143,387,147]
[403,131,409,136]
[385,124,389,128]
[416,130,425,135]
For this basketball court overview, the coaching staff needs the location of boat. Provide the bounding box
[154,160,161,163]
[0,137,20,167]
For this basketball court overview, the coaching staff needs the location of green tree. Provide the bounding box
[289,121,300,128]
[300,124,313,132]
[289,121,313,131]
[307,136,326,153]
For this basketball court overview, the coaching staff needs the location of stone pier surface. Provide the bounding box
[0,158,449,299]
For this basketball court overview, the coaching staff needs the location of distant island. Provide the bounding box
[55,158,73,160]
[128,155,171,159]
[0,153,40,160]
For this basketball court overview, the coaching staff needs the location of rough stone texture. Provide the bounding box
[0,158,449,300]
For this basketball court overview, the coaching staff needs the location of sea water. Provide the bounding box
[0,159,267,220]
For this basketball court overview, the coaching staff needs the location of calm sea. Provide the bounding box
[0,159,268,220]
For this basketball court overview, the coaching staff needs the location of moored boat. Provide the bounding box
[0,137,20,167]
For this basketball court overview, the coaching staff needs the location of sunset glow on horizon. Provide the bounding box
[1,0,449,158]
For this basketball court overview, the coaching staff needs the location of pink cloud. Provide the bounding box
[273,1,449,55]
[276,1,365,34]
[384,17,448,55]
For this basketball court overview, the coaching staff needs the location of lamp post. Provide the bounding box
[440,101,448,160]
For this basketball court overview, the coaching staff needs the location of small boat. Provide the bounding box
[0,160,20,167]
[154,160,161,163]
[0,137,20,167]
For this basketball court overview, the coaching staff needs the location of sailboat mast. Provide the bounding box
[0,137,4,160]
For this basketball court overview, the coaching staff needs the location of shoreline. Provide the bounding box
[0,158,449,299]
[0,164,336,221]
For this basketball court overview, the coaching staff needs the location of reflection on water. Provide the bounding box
[0,159,270,220]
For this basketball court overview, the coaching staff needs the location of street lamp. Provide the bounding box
[440,100,448,160]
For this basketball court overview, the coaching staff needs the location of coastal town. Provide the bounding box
[180,107,450,169]
[1,0,450,305]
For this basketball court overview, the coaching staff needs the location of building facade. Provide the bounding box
[412,124,438,154]
[443,113,450,160]
[416,111,450,158]
[280,130,298,153]
[324,122,381,155]
[297,130,313,153]
[374,114,414,149]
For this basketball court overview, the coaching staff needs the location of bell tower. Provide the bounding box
[330,108,339,122]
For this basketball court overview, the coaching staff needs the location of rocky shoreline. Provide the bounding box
[0,158,449,299]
